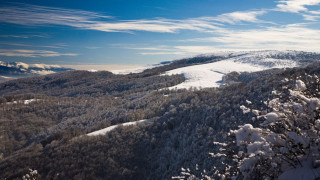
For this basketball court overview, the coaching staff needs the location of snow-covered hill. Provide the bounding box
[164,50,319,89]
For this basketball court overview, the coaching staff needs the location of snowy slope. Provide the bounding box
[164,50,304,89]
[278,158,320,180]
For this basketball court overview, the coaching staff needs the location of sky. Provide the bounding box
[0,0,320,66]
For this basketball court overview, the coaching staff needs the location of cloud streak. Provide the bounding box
[182,24,320,52]
[0,42,68,49]
[0,4,267,33]
[133,23,320,55]
[1,3,320,58]
[0,4,112,26]
[303,10,320,21]
[276,0,320,13]
[214,11,267,24]
[0,34,48,38]
[132,45,225,55]
[82,18,219,33]
[303,14,320,21]
[0,49,78,57]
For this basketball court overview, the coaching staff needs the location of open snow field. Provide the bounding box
[164,51,299,89]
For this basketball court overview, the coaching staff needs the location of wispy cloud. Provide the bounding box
[133,45,222,55]
[1,3,319,58]
[276,0,320,13]
[0,42,68,49]
[138,52,183,55]
[0,4,112,26]
[0,4,219,33]
[310,10,320,14]
[302,14,320,21]
[132,23,320,55]
[303,10,320,20]
[85,46,101,49]
[0,34,48,38]
[184,24,320,52]
[0,49,78,57]
[0,4,268,33]
[214,11,267,24]
[90,18,223,33]
[125,45,172,51]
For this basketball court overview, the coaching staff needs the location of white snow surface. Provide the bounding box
[164,51,299,89]
[295,80,307,91]
[88,69,98,72]
[279,158,320,180]
[87,119,153,136]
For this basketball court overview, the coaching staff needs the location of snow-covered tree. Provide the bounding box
[231,78,320,179]
[22,169,39,180]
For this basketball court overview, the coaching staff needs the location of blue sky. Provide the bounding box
[0,0,320,66]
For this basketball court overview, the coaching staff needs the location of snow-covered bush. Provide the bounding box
[231,78,320,179]
[22,169,39,180]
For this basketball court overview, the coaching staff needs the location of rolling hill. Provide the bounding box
[1,50,320,179]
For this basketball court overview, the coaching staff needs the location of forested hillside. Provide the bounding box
[1,52,320,179]
[0,70,184,97]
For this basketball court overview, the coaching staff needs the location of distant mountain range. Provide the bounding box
[0,61,73,78]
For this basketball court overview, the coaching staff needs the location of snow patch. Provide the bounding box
[163,51,299,89]
[279,158,320,180]
[6,99,40,105]
[295,80,307,91]
[232,124,264,146]
[266,112,279,123]
[87,119,153,136]
[88,69,98,72]
[164,60,266,89]
[240,105,251,114]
